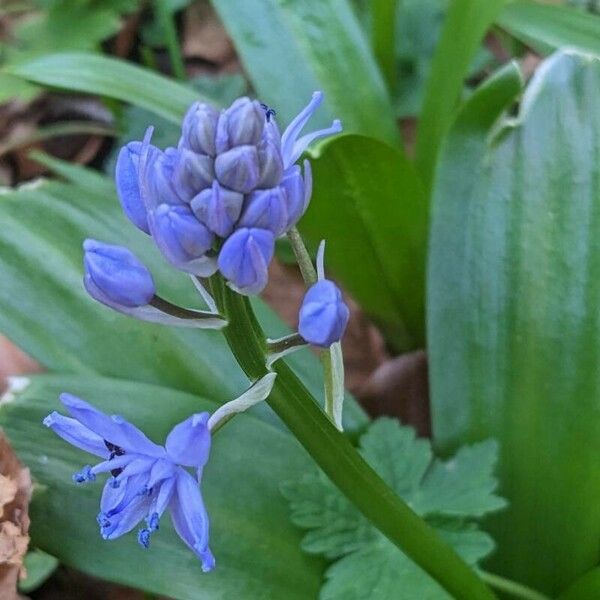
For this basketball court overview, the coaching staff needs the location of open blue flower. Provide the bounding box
[43,394,215,572]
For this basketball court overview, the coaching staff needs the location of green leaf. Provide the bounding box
[211,0,400,147]
[18,550,59,593]
[415,0,505,192]
[11,2,122,55]
[0,374,325,598]
[6,53,204,123]
[0,163,367,433]
[300,134,428,350]
[497,1,600,56]
[412,441,507,518]
[321,540,450,599]
[371,0,399,90]
[427,49,600,594]
[282,418,504,598]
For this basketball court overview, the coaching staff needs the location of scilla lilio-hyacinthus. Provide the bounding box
[43,92,494,599]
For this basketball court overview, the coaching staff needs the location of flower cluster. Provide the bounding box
[45,92,352,572]
[116,92,341,295]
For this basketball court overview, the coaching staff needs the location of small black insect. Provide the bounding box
[260,102,277,122]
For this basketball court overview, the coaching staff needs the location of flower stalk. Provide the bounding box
[210,274,495,600]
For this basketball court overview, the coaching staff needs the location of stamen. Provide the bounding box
[147,512,160,532]
[72,465,96,484]
[137,485,152,497]
[96,512,111,529]
[137,528,152,549]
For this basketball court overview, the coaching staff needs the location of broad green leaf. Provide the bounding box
[428,49,600,594]
[18,550,59,593]
[497,1,600,56]
[7,53,203,123]
[301,134,428,351]
[558,567,600,600]
[0,374,325,599]
[370,0,399,90]
[282,418,503,598]
[0,164,367,432]
[211,0,400,147]
[415,0,505,192]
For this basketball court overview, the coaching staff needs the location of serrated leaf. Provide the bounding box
[321,539,450,600]
[412,441,507,518]
[283,418,505,597]
[359,418,432,499]
[282,473,375,560]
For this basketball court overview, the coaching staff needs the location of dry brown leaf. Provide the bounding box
[0,475,17,518]
[182,2,235,65]
[0,433,32,600]
[358,350,431,436]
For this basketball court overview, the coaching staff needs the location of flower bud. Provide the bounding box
[215,98,265,153]
[179,102,219,156]
[190,181,244,238]
[172,149,214,201]
[149,204,217,276]
[217,227,275,295]
[215,145,260,194]
[115,141,150,234]
[257,137,283,189]
[238,187,288,236]
[144,148,185,209]
[83,239,155,307]
[298,280,349,347]
[280,160,311,229]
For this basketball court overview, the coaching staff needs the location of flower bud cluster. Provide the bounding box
[116,92,341,295]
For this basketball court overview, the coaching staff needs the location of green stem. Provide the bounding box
[479,571,550,600]
[211,275,495,600]
[371,0,398,91]
[287,227,317,284]
[153,0,186,81]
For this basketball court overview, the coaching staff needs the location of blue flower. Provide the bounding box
[148,204,217,276]
[115,142,149,234]
[217,227,275,295]
[43,394,215,572]
[83,239,155,308]
[191,181,244,238]
[298,242,349,347]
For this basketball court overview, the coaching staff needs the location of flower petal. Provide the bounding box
[170,467,214,572]
[280,91,323,168]
[165,413,211,468]
[43,412,108,458]
[59,394,165,458]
